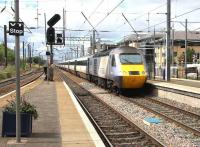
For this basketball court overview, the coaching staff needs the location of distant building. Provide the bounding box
[118,31,200,78]
[119,31,200,66]
[96,40,118,52]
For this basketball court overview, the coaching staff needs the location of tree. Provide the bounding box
[187,48,195,63]
[33,56,44,65]
[0,44,15,65]
[178,48,195,64]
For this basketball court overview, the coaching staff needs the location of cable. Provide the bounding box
[81,12,96,31]
[0,6,32,33]
[131,2,167,22]
[172,21,200,23]
[139,7,200,32]
[193,27,200,31]
[94,0,125,28]
[77,0,104,31]
[115,2,167,31]
[122,13,138,36]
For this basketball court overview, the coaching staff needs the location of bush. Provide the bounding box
[0,72,6,80]
[4,99,38,120]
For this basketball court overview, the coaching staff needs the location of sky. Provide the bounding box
[0,0,200,60]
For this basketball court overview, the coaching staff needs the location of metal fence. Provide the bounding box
[146,63,200,80]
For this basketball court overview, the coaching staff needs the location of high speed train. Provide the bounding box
[58,46,147,94]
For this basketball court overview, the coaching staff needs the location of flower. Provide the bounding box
[4,99,38,119]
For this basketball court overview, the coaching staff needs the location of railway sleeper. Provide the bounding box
[94,116,122,120]
[106,131,141,138]
[109,135,146,143]
[104,128,138,134]
[96,119,124,124]
[113,140,157,147]
[97,121,126,126]
[100,124,128,128]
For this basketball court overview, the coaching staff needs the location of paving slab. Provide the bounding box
[0,81,61,147]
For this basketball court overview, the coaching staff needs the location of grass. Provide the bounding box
[0,64,42,81]
[0,65,15,81]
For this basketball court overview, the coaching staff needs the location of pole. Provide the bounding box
[50,44,53,64]
[4,25,8,67]
[14,0,21,142]
[23,41,25,69]
[24,44,26,69]
[185,19,188,79]
[36,0,39,29]
[81,45,84,56]
[47,47,49,83]
[77,47,78,58]
[28,44,31,69]
[172,28,174,65]
[166,0,171,81]
[147,12,150,33]
[44,13,47,45]
[63,8,65,44]
[32,43,34,66]
[153,27,156,79]
[92,30,95,54]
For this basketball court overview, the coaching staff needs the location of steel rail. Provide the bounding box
[128,97,200,137]
[0,71,43,96]
[58,70,113,147]
[146,97,200,119]
[0,70,42,88]
[57,68,165,147]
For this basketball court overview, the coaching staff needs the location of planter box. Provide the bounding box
[2,111,32,137]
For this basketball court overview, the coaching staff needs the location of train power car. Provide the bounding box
[58,46,147,94]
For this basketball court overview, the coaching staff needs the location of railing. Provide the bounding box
[146,63,200,80]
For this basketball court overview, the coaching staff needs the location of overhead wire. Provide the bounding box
[83,0,104,24]
[79,0,125,40]
[77,0,104,37]
[139,7,200,32]
[94,0,125,28]
[0,2,32,33]
[115,2,167,31]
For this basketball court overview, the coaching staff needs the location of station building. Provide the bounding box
[118,31,200,79]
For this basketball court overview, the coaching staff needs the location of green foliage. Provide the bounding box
[178,48,195,64]
[0,65,15,81]
[0,73,6,80]
[4,99,38,120]
[187,48,195,63]
[0,44,15,64]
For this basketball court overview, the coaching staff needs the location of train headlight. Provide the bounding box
[120,71,128,75]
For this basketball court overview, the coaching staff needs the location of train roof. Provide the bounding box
[59,55,92,64]
[93,46,140,57]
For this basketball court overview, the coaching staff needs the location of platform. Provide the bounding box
[0,77,104,146]
[148,78,200,94]
[147,78,200,108]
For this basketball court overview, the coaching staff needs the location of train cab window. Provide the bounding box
[111,55,116,67]
[120,53,142,64]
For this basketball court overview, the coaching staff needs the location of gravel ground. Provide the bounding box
[80,82,200,147]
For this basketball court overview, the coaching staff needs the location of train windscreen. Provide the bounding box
[119,53,142,64]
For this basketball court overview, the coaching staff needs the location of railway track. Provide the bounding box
[0,70,43,96]
[57,69,164,147]
[126,96,200,137]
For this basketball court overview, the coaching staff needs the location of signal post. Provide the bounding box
[46,14,61,81]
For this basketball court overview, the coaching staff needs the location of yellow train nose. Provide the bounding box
[122,76,147,88]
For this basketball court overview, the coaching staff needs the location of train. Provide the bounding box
[58,46,147,94]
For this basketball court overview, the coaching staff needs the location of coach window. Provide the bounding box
[111,55,116,67]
